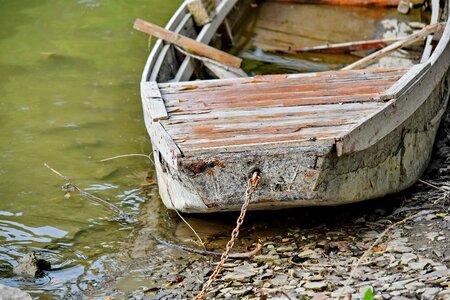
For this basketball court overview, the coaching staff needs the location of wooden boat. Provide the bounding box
[138,0,450,213]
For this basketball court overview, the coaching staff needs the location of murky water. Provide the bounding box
[0,0,181,298]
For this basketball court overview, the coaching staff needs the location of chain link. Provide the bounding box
[194,172,260,300]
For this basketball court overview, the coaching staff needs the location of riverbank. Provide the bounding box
[91,112,450,299]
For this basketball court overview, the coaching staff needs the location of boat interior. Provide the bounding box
[141,0,447,166]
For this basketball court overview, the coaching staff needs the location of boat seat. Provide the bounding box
[152,68,406,155]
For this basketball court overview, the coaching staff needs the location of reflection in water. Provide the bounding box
[0,0,183,298]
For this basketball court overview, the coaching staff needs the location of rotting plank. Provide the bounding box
[140,81,168,121]
[149,122,182,170]
[165,102,385,122]
[176,124,356,150]
[160,68,406,93]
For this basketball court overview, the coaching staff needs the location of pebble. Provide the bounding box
[421,287,441,300]
[304,281,327,291]
[253,254,280,263]
[297,249,315,258]
[400,253,417,265]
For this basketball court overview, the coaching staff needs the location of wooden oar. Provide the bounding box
[343,22,446,70]
[133,18,242,68]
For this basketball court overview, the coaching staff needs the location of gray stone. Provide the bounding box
[400,253,417,265]
[222,263,256,282]
[408,259,434,271]
[304,281,327,291]
[13,253,51,279]
[298,249,315,258]
[0,284,32,300]
[421,287,441,300]
[271,274,289,286]
[276,244,297,252]
[253,254,280,263]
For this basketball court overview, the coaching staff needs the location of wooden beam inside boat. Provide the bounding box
[271,0,424,6]
[134,18,242,68]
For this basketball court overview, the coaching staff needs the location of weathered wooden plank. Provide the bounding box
[165,93,385,112]
[187,0,216,26]
[161,68,406,93]
[177,124,356,149]
[167,102,385,122]
[379,63,430,101]
[271,0,422,6]
[343,23,445,70]
[271,38,402,54]
[166,111,371,137]
[149,122,182,170]
[134,18,242,68]
[420,0,440,63]
[161,76,403,104]
[174,46,247,79]
[173,0,240,81]
[141,81,168,121]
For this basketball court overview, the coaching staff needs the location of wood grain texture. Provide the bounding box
[141,81,168,121]
[134,18,242,68]
[157,68,402,153]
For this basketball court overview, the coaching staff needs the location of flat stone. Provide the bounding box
[400,253,417,265]
[253,254,280,263]
[304,281,327,291]
[271,274,289,286]
[277,244,297,252]
[222,263,256,282]
[408,259,434,270]
[298,249,315,258]
[0,284,32,300]
[426,232,439,241]
[421,287,441,300]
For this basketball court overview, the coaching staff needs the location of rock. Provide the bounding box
[13,253,51,279]
[304,281,327,291]
[426,232,439,241]
[298,249,315,258]
[0,284,32,300]
[277,244,297,252]
[222,263,256,282]
[254,254,280,263]
[408,259,434,271]
[400,253,417,265]
[421,287,441,300]
[271,274,289,286]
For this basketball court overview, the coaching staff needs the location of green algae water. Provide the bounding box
[0,0,181,298]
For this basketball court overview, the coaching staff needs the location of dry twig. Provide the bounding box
[44,163,133,223]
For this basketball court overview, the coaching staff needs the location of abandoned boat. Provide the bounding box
[137,0,450,213]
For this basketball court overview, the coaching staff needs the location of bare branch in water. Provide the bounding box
[100,153,154,164]
[44,163,134,223]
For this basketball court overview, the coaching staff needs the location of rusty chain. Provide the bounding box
[194,171,260,300]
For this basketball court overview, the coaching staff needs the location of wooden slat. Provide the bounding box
[178,124,356,150]
[149,122,182,170]
[420,0,440,63]
[174,0,239,81]
[166,102,385,122]
[134,18,242,68]
[161,68,406,93]
[271,0,421,6]
[141,81,168,121]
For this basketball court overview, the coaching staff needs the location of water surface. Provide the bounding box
[0,0,181,297]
